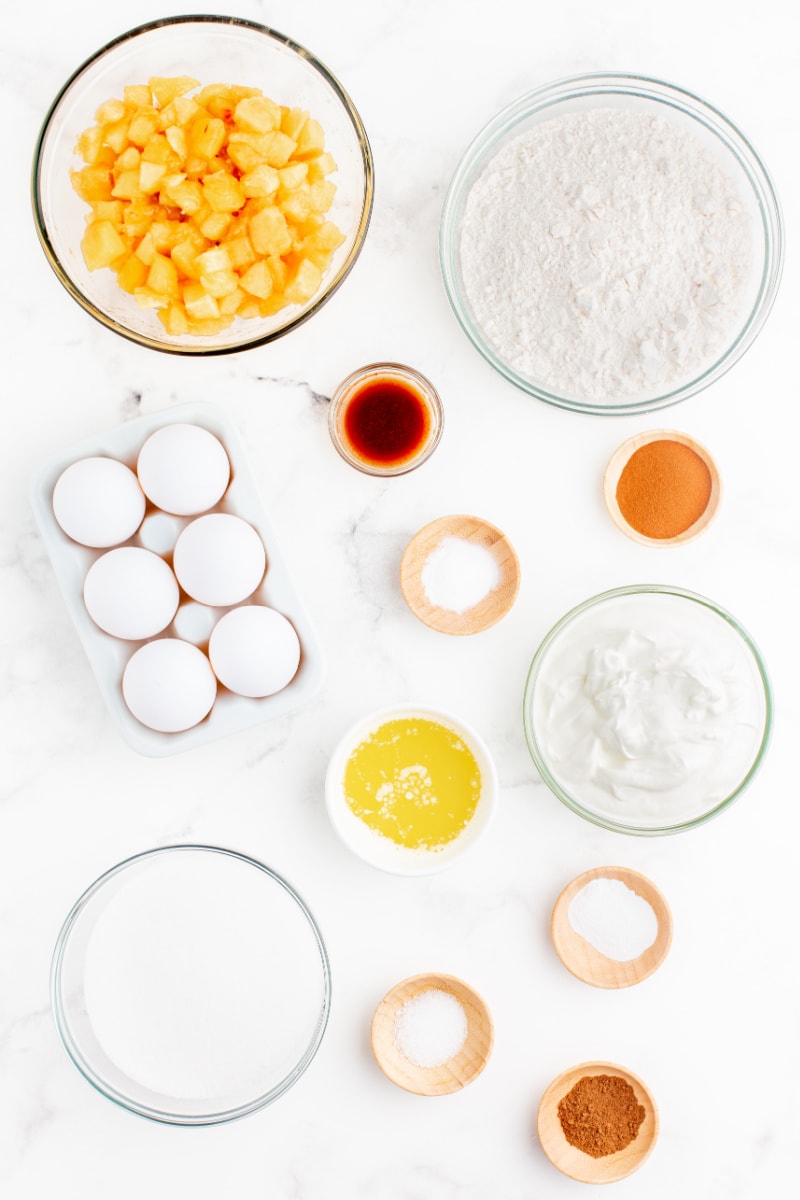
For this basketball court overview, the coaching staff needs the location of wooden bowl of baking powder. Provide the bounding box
[400,514,520,635]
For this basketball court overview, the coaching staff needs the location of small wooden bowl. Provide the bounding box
[370,973,494,1095]
[603,429,721,546]
[551,868,676,988]
[538,1061,659,1183]
[551,866,673,989]
[400,515,520,635]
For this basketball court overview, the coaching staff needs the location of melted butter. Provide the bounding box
[343,717,482,850]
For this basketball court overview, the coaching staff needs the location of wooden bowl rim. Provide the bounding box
[399,514,521,635]
[603,429,721,546]
[370,972,494,1096]
[537,1059,659,1183]
[551,865,673,989]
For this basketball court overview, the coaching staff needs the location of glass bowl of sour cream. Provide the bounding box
[440,73,783,415]
[523,585,772,835]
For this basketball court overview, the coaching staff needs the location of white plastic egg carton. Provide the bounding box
[30,402,325,757]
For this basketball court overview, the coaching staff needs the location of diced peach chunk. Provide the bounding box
[233,95,281,133]
[198,212,232,241]
[146,252,179,299]
[202,172,245,213]
[71,166,113,202]
[183,281,220,320]
[280,107,309,140]
[239,260,273,299]
[124,85,152,108]
[294,119,325,159]
[116,253,150,293]
[149,76,199,106]
[139,161,167,193]
[81,220,127,270]
[200,269,239,299]
[72,75,344,333]
[127,110,160,148]
[249,206,292,256]
[285,258,323,305]
[241,164,280,199]
[188,113,226,159]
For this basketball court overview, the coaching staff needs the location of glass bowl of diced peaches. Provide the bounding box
[32,15,374,354]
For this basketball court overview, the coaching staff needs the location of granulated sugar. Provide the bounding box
[83,850,324,1100]
[460,108,753,402]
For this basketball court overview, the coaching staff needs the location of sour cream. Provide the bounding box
[528,589,769,829]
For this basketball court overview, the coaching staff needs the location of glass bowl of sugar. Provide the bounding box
[440,73,783,415]
[50,845,331,1125]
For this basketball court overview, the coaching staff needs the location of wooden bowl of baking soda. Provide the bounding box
[551,866,673,988]
[603,430,721,546]
[370,972,493,1095]
[400,514,520,635]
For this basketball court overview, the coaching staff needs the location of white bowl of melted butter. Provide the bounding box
[523,585,772,835]
[325,705,498,874]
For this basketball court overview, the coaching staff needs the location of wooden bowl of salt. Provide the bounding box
[603,430,721,546]
[370,972,493,1095]
[400,515,520,635]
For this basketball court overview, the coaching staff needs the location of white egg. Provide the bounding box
[52,457,145,548]
[208,606,301,697]
[173,514,266,606]
[83,548,180,640]
[136,424,231,515]
[122,639,217,732]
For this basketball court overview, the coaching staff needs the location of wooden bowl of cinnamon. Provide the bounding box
[603,430,721,546]
[537,1060,659,1182]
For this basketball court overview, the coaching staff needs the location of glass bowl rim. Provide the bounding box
[439,70,785,416]
[31,13,375,356]
[522,583,773,836]
[50,842,332,1125]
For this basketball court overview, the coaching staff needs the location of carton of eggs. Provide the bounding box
[30,402,325,756]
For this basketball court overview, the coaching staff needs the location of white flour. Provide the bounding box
[460,108,753,402]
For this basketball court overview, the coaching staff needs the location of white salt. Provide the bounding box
[83,849,324,1100]
[393,988,468,1068]
[421,536,500,614]
[568,877,658,962]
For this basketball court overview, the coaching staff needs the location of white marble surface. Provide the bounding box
[3,0,799,1195]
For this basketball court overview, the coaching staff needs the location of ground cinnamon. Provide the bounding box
[557,1073,645,1158]
[616,439,712,539]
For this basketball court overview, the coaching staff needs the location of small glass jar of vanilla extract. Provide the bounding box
[328,362,444,476]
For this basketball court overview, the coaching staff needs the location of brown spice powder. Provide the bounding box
[616,439,712,539]
[557,1073,646,1158]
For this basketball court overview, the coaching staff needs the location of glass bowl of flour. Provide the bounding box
[440,74,783,415]
[50,846,331,1124]
[523,585,772,834]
